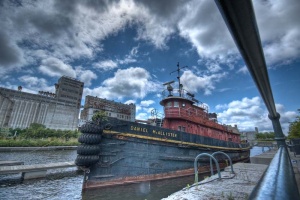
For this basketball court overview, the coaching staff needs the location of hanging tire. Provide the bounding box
[77,144,100,155]
[78,133,102,144]
[75,155,99,167]
[80,123,103,134]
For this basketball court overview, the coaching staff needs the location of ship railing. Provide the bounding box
[164,107,207,120]
[162,89,208,111]
[162,89,192,100]
[164,107,226,131]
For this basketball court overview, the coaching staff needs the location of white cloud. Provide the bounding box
[93,60,118,71]
[1,0,298,75]
[215,104,228,110]
[178,1,237,62]
[84,67,161,100]
[135,104,142,112]
[17,75,54,94]
[39,57,76,78]
[136,112,148,120]
[117,46,139,64]
[216,97,297,135]
[75,67,98,87]
[253,0,300,66]
[237,66,248,74]
[0,31,24,68]
[124,100,136,105]
[181,70,227,95]
[140,100,155,107]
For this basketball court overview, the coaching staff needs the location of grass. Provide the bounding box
[0,137,79,147]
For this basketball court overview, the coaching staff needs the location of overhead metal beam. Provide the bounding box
[214,0,286,146]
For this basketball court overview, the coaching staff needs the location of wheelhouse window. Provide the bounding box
[166,102,172,107]
[178,126,181,131]
[174,101,179,107]
[178,126,186,132]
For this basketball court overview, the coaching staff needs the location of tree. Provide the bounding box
[29,123,46,129]
[92,110,107,125]
[288,109,300,139]
[255,132,275,140]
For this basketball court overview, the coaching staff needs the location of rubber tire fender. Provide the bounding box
[77,144,100,155]
[79,123,103,134]
[75,155,99,167]
[78,133,102,144]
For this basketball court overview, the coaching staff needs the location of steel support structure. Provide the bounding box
[214,0,286,147]
[214,0,299,199]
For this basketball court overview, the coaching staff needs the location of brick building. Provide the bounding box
[80,96,136,125]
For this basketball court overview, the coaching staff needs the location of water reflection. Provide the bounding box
[82,175,203,200]
[1,148,263,199]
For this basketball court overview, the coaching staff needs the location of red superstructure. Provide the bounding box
[160,63,240,143]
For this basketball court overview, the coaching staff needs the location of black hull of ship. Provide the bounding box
[80,118,250,190]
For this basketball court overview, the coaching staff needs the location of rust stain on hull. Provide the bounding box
[82,160,248,191]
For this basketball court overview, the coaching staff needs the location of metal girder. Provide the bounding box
[214,1,299,199]
[214,0,286,146]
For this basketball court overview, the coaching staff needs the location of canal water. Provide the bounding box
[0,147,265,200]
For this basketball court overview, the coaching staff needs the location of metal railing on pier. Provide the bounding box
[215,0,299,199]
[249,146,300,199]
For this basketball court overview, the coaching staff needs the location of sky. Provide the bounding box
[0,0,299,134]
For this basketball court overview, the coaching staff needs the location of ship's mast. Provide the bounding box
[170,62,187,97]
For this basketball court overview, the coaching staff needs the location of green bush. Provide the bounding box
[0,123,81,147]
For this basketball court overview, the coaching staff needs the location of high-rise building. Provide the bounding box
[0,76,84,130]
[55,76,84,109]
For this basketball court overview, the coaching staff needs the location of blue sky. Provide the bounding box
[0,0,299,134]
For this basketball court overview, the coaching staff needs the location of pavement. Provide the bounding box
[289,149,300,195]
[162,148,300,200]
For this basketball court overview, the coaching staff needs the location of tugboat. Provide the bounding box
[75,63,251,190]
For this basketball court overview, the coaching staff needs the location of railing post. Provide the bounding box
[268,113,286,147]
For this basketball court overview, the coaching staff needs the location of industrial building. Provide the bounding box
[240,127,259,145]
[80,96,136,125]
[0,76,84,130]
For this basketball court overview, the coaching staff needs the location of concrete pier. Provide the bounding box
[0,146,77,152]
[250,149,277,165]
[163,148,300,200]
[0,161,77,179]
[0,161,24,166]
[162,163,268,200]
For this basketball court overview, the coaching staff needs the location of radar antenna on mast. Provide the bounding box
[170,62,188,97]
